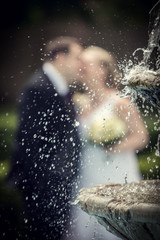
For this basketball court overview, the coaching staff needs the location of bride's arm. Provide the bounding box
[108,97,149,153]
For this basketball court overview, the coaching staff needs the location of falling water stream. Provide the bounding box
[122,0,160,105]
[122,0,160,159]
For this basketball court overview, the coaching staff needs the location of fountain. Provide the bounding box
[76,1,160,240]
[77,180,160,240]
[122,0,160,110]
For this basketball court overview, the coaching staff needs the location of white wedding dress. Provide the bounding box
[68,97,142,240]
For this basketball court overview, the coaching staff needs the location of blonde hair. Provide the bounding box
[84,46,122,89]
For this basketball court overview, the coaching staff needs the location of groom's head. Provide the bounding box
[44,36,84,84]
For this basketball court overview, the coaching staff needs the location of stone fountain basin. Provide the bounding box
[77,180,160,240]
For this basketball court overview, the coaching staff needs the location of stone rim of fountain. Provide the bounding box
[77,180,160,240]
[77,180,160,224]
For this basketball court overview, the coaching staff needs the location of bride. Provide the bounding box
[68,46,149,240]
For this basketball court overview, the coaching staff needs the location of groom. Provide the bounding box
[8,36,84,240]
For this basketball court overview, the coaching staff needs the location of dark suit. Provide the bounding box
[8,68,82,239]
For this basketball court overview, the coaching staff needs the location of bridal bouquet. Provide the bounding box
[88,115,127,147]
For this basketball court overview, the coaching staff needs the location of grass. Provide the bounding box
[137,106,160,179]
[138,151,160,179]
[0,105,17,180]
[0,161,11,179]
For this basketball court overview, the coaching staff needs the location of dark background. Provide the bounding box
[0,0,158,103]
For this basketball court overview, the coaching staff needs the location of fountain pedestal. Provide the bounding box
[77,180,160,240]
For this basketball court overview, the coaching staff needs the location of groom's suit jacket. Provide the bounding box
[8,67,82,238]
